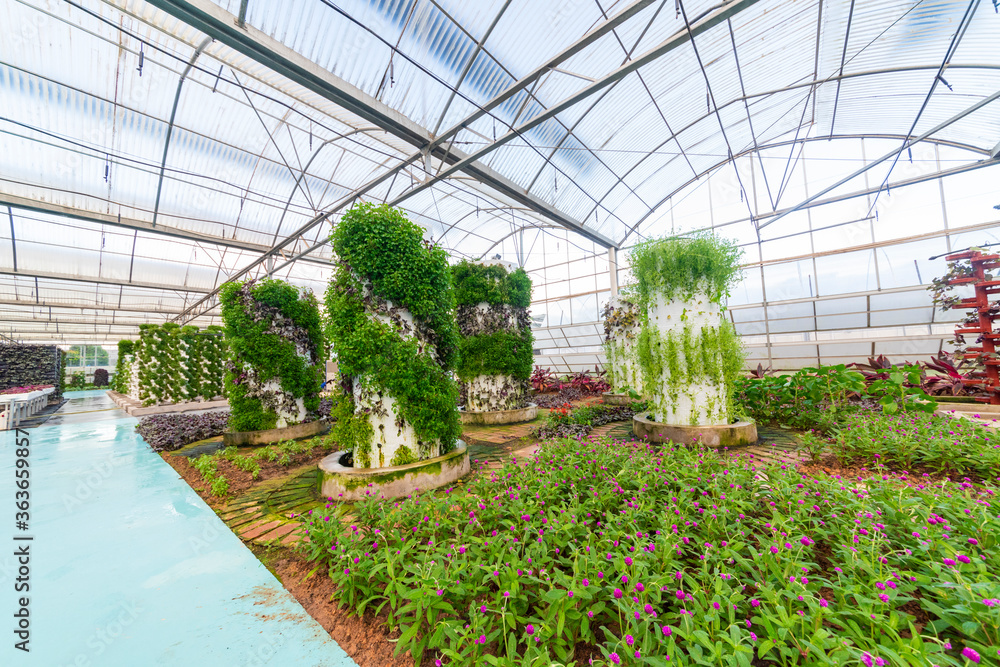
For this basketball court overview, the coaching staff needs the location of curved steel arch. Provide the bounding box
[617,132,996,246]
[151,36,213,227]
[577,63,1000,228]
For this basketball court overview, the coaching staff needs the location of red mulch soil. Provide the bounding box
[270,550,414,667]
[161,445,331,508]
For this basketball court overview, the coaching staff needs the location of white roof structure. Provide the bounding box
[1,0,998,369]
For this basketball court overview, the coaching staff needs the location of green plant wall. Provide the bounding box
[326,202,460,467]
[221,278,326,432]
[453,260,534,411]
[127,325,227,406]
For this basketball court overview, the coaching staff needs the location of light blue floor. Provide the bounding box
[1,390,355,666]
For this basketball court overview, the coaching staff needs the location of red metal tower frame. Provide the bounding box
[945,249,1000,405]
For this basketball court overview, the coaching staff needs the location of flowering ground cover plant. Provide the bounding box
[0,384,53,394]
[830,411,1000,479]
[302,437,998,666]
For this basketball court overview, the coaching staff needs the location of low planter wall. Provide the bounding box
[107,390,228,417]
[460,403,538,426]
[936,401,1000,415]
[318,441,470,501]
[601,392,639,406]
[633,413,757,448]
[223,419,328,447]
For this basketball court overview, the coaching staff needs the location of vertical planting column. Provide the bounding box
[633,235,745,426]
[602,295,642,395]
[454,260,534,413]
[220,278,326,431]
[326,203,460,469]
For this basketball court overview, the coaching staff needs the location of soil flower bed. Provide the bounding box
[302,437,998,667]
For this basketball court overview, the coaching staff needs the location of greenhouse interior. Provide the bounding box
[1,0,999,665]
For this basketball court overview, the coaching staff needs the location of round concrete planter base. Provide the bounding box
[318,441,470,501]
[601,392,641,406]
[460,403,538,425]
[632,413,757,448]
[222,419,328,447]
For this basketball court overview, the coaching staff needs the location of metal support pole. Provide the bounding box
[608,246,619,296]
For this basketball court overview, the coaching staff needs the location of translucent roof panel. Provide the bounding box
[3,0,1000,345]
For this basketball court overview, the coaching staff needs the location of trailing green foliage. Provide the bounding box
[453,260,534,411]
[220,278,326,432]
[127,325,226,405]
[327,203,460,460]
[629,232,743,306]
[452,261,532,308]
[457,330,533,381]
[624,233,745,424]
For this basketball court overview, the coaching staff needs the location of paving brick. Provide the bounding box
[239,520,282,540]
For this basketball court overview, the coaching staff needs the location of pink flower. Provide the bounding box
[526,624,535,635]
[661,625,672,636]
[614,588,623,599]
[750,599,760,607]
[609,652,621,665]
[962,647,980,663]
[625,634,635,646]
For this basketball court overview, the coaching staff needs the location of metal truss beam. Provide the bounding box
[0,193,335,268]
[0,269,214,294]
[396,0,764,209]
[620,132,1000,244]
[143,0,616,248]
[757,89,1000,230]
[0,299,218,317]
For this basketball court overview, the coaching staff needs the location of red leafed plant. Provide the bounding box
[529,366,560,393]
[568,367,611,395]
[921,353,983,397]
[848,355,897,384]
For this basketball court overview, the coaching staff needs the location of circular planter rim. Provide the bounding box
[320,439,468,476]
[223,419,328,447]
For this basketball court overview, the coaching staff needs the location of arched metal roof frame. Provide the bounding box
[620,131,999,244]
[3,0,1000,343]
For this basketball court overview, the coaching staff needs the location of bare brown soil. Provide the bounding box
[269,549,414,667]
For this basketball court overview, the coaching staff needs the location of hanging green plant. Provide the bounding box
[628,233,746,424]
[452,260,534,412]
[326,202,460,465]
[220,278,326,433]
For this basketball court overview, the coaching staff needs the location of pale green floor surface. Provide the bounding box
[1,390,356,666]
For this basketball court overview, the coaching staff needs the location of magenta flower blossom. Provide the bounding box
[614,588,623,599]
[962,647,980,663]
[625,556,633,566]
[626,634,635,646]
[750,599,760,607]
[819,598,829,608]
[609,652,621,665]
[957,554,971,564]
[526,624,535,635]
[862,653,873,667]
[676,590,685,600]
[636,582,645,593]
[582,578,590,587]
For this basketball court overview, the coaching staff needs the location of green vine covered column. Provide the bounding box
[111,339,134,394]
[632,234,745,426]
[602,295,642,396]
[326,203,460,469]
[453,260,534,412]
[220,278,326,431]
